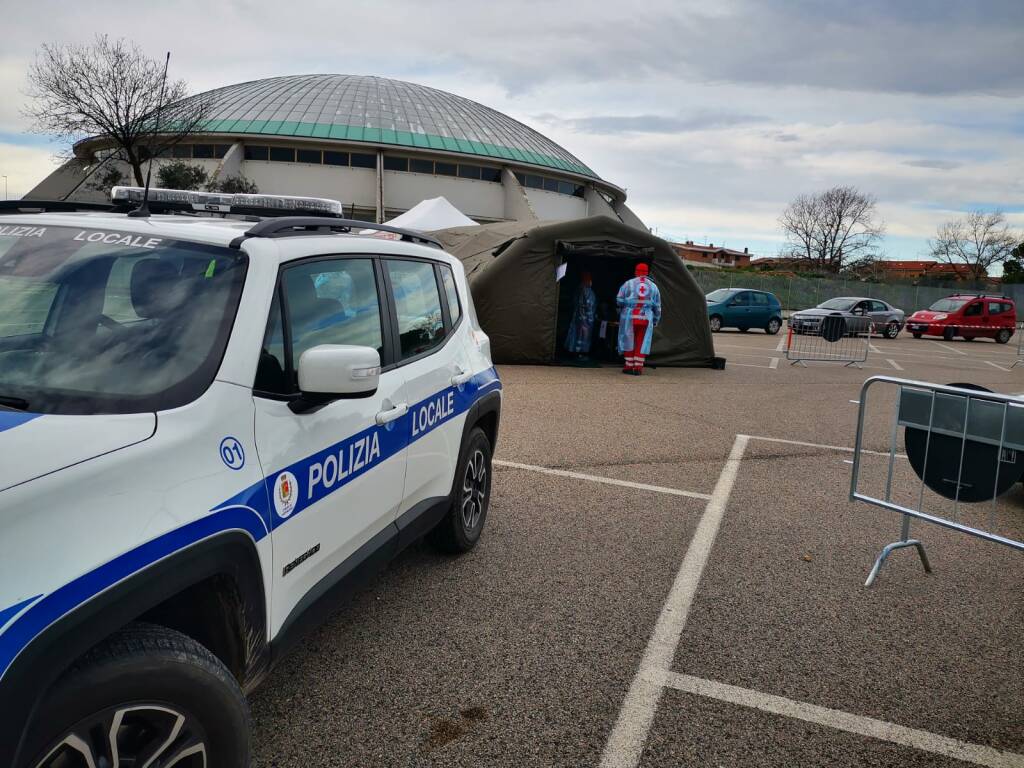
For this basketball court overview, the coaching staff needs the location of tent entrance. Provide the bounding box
[554,240,654,364]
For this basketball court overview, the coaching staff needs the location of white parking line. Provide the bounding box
[776,337,786,352]
[928,340,968,356]
[599,434,749,768]
[493,460,712,500]
[985,360,1011,372]
[747,434,905,458]
[769,356,780,369]
[658,672,1024,768]
[887,359,904,371]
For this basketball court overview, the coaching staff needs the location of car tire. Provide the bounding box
[430,427,492,555]
[709,315,722,332]
[884,321,900,339]
[21,622,250,768]
[765,317,781,335]
[996,328,1012,344]
[943,327,957,341]
[912,332,922,339]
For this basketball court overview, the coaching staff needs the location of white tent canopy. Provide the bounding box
[385,197,476,231]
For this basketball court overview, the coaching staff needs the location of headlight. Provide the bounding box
[932,313,947,321]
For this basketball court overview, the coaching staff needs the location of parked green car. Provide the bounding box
[706,288,783,334]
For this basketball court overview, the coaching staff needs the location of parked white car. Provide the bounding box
[0,190,501,767]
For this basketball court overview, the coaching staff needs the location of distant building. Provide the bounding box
[874,260,984,281]
[671,241,752,268]
[749,256,812,272]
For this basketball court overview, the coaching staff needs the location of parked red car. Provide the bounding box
[905,294,1016,343]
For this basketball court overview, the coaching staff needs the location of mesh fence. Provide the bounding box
[688,269,1024,314]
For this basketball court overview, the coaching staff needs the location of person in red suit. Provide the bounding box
[616,263,662,375]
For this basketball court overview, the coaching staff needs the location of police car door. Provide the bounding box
[383,257,467,518]
[253,257,408,634]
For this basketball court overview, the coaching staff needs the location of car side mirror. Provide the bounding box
[852,308,865,315]
[290,344,380,413]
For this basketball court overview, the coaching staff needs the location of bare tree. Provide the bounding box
[779,186,884,272]
[24,35,211,186]
[929,210,1019,281]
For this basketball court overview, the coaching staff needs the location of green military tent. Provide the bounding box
[432,216,716,367]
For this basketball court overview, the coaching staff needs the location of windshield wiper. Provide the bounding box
[0,395,31,411]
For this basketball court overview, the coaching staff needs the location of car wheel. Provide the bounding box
[709,315,722,332]
[765,317,781,335]
[996,328,1012,344]
[430,426,492,554]
[884,321,900,339]
[912,332,922,339]
[943,327,956,341]
[21,623,250,768]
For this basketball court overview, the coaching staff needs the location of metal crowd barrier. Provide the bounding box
[1013,321,1024,368]
[784,315,871,367]
[850,376,1024,586]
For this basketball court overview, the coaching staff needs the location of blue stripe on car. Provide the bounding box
[0,412,41,433]
[0,368,501,680]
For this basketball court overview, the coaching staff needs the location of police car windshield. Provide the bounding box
[929,298,969,312]
[0,224,246,414]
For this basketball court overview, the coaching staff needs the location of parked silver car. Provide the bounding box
[789,297,905,339]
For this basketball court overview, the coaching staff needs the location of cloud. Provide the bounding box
[903,159,962,170]
[539,112,765,135]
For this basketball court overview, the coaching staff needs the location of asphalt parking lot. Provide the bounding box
[251,330,1023,767]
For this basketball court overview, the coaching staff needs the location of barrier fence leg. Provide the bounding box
[864,514,932,588]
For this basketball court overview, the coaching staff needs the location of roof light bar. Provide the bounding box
[111,186,344,216]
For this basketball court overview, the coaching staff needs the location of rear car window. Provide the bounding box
[386,259,446,360]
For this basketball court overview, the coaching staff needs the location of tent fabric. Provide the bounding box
[432,216,715,367]
[385,196,476,231]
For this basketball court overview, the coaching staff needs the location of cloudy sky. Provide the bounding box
[1,0,1022,258]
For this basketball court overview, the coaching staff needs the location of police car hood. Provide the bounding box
[0,410,155,492]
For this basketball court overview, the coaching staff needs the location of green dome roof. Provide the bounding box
[177,74,597,178]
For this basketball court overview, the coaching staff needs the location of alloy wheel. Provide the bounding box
[709,317,722,332]
[33,704,207,768]
[460,449,488,531]
[886,322,900,339]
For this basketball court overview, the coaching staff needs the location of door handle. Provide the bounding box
[451,368,472,386]
[375,402,408,426]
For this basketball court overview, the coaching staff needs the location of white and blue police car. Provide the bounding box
[0,188,501,767]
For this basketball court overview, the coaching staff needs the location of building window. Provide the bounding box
[350,152,376,168]
[214,145,231,158]
[171,144,192,159]
[573,184,585,198]
[410,158,434,174]
[244,145,269,161]
[543,177,559,193]
[192,144,215,159]
[435,161,457,177]
[514,171,526,186]
[323,150,349,166]
[269,147,295,162]
[383,156,409,172]
[479,166,501,182]
[457,164,481,180]
[296,148,322,164]
[524,174,544,189]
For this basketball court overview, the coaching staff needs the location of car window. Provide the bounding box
[963,301,983,317]
[988,301,1011,315]
[818,298,856,311]
[386,259,447,360]
[439,264,461,325]
[256,258,384,395]
[871,300,888,312]
[730,292,749,305]
[0,226,246,415]
[705,288,734,303]
[750,292,767,305]
[929,298,968,312]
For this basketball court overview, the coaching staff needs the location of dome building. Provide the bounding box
[27,74,645,228]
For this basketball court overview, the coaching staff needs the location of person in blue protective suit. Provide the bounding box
[616,262,661,375]
[565,271,597,359]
